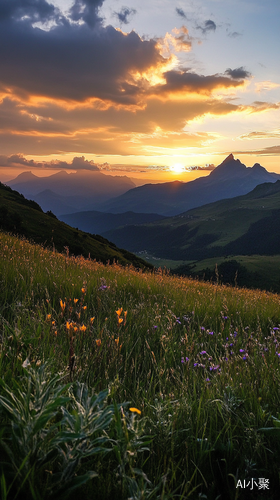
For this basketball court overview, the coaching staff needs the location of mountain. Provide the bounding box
[7,170,136,214]
[101,178,280,261]
[0,182,152,269]
[98,155,280,216]
[59,210,166,234]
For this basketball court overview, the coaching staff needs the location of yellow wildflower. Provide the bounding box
[80,324,87,332]
[117,317,123,325]
[129,407,141,415]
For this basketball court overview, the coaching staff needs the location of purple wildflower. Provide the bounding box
[194,363,198,367]
[208,331,214,335]
[176,319,182,325]
[99,285,107,290]
[200,350,207,355]
[239,349,245,353]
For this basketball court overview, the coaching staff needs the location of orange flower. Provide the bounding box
[96,339,101,346]
[80,324,87,332]
[66,321,71,330]
[129,407,141,415]
[115,337,119,346]
[74,298,78,304]
[81,287,86,294]
[117,317,123,325]
[60,300,66,312]
[90,317,95,324]
[83,306,87,311]
[116,308,123,317]
[46,314,51,321]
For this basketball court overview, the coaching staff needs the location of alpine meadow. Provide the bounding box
[1,230,280,499]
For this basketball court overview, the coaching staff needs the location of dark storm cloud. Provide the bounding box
[0,153,100,170]
[114,6,137,25]
[197,19,216,34]
[225,67,251,80]
[0,0,59,23]
[0,0,163,104]
[176,7,186,19]
[155,69,249,95]
[69,0,104,27]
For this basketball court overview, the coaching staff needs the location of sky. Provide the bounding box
[0,0,280,182]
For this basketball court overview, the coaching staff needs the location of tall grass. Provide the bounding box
[0,231,280,499]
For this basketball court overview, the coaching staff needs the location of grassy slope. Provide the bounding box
[104,180,280,259]
[0,181,152,270]
[1,232,280,498]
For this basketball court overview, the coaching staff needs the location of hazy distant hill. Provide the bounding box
[7,170,136,214]
[102,179,280,261]
[59,210,166,234]
[98,155,280,216]
[0,182,152,269]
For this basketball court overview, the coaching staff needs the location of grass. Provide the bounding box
[1,230,280,499]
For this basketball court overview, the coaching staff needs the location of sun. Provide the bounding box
[170,163,185,174]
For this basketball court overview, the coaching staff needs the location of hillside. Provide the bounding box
[1,231,280,499]
[59,210,166,234]
[103,179,280,261]
[0,182,152,269]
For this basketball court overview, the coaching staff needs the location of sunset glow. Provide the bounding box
[0,0,279,182]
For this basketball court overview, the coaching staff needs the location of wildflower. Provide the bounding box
[194,363,198,367]
[90,317,95,324]
[116,308,123,316]
[242,355,248,361]
[201,326,205,331]
[99,285,107,290]
[153,325,158,330]
[117,317,123,325]
[74,298,78,304]
[115,337,119,346]
[83,306,87,311]
[181,357,189,363]
[60,300,66,312]
[200,350,207,355]
[96,339,101,346]
[129,407,141,415]
[239,349,245,353]
[66,321,71,330]
[208,331,214,335]
[176,318,181,324]
[46,314,51,320]
[80,324,87,332]
[81,287,86,294]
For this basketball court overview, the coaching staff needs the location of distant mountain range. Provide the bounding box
[6,155,280,218]
[102,178,280,261]
[97,154,280,216]
[59,210,166,234]
[7,170,136,215]
[0,182,152,269]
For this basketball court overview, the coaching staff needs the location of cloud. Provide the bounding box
[0,154,100,170]
[114,6,137,25]
[176,7,186,19]
[225,67,251,80]
[239,130,280,140]
[0,1,164,106]
[153,68,250,96]
[162,26,192,54]
[0,0,59,24]
[227,31,242,38]
[196,19,216,34]
[69,0,104,28]
[233,145,280,156]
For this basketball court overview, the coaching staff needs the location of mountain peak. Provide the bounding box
[222,153,234,164]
